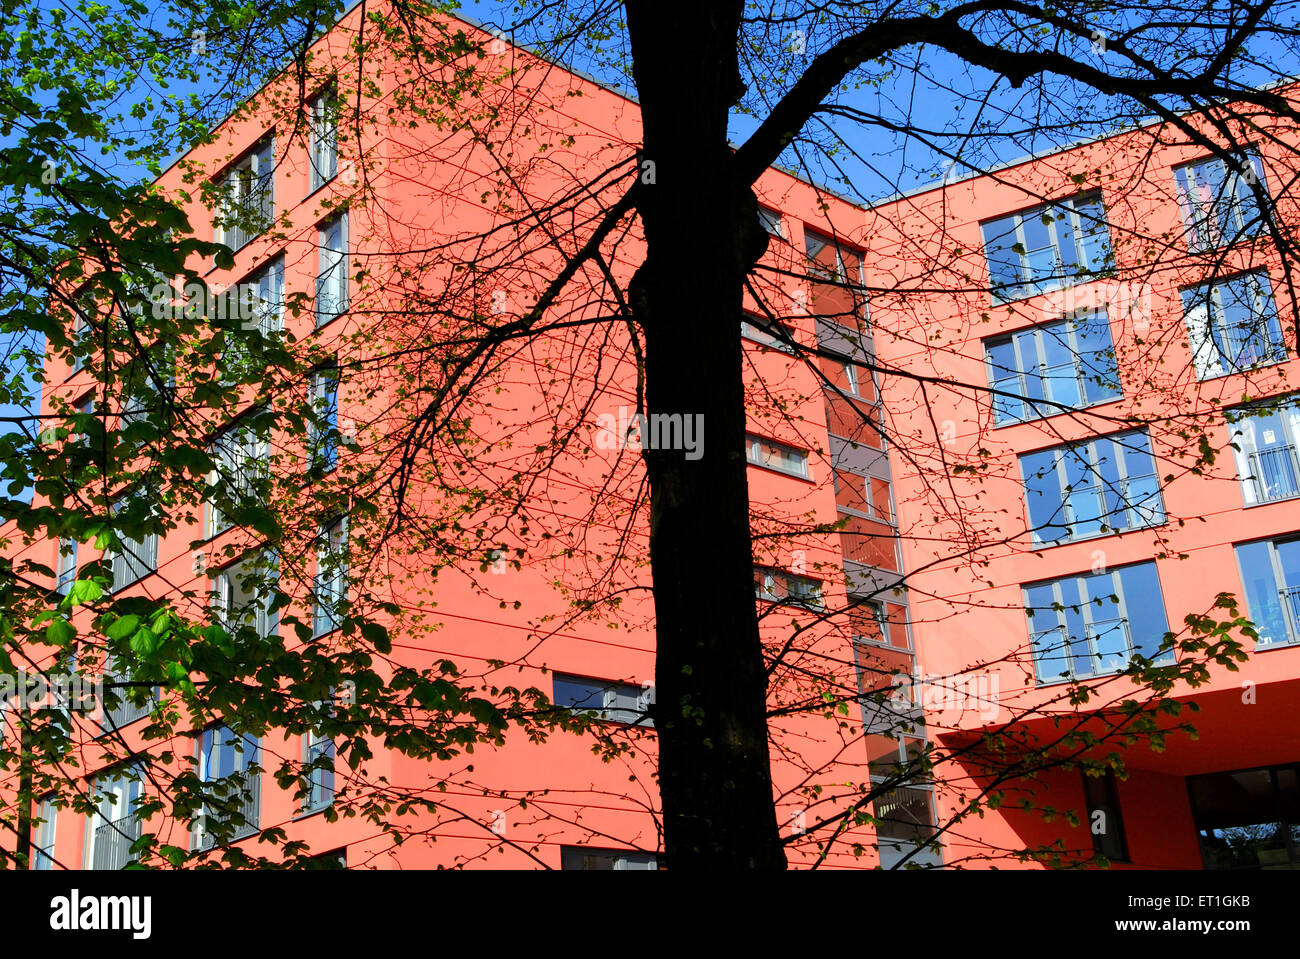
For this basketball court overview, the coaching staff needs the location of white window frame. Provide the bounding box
[309,87,339,192]
[316,213,349,326]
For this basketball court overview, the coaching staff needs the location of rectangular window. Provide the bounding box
[1227,398,1300,505]
[981,191,1112,302]
[86,770,143,870]
[211,552,277,640]
[1189,763,1300,869]
[313,517,348,637]
[746,434,809,478]
[868,735,941,868]
[754,566,823,609]
[984,312,1120,425]
[1174,151,1267,252]
[33,795,57,870]
[316,213,349,326]
[223,257,284,378]
[207,417,270,536]
[195,725,260,848]
[1082,770,1129,862]
[552,673,654,727]
[98,656,157,734]
[1234,537,1300,648]
[740,313,795,352]
[1023,561,1173,683]
[215,138,275,251]
[108,493,158,591]
[804,227,866,321]
[55,538,77,594]
[559,846,658,870]
[1181,271,1286,379]
[309,367,340,473]
[302,725,335,812]
[758,206,785,240]
[1019,430,1165,545]
[308,87,339,192]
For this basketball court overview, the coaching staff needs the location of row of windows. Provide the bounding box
[29,722,333,870]
[981,149,1270,304]
[986,269,1285,428]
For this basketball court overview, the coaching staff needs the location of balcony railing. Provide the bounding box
[92,815,141,870]
[1276,585,1300,647]
[97,681,156,736]
[1248,445,1300,503]
[194,773,261,850]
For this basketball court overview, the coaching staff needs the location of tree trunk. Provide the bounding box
[627,0,786,870]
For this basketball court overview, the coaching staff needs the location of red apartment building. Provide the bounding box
[4,5,1297,870]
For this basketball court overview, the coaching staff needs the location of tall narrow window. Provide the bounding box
[86,771,143,869]
[1024,562,1173,683]
[108,492,159,591]
[224,257,284,378]
[55,538,77,594]
[804,227,866,321]
[1174,150,1268,252]
[207,417,270,536]
[981,191,1112,301]
[302,725,335,812]
[215,139,275,251]
[195,725,260,848]
[211,552,277,640]
[316,214,348,326]
[309,87,339,192]
[984,312,1120,424]
[1020,430,1165,545]
[33,795,57,870]
[1181,271,1286,379]
[1081,770,1129,862]
[313,517,348,637]
[309,367,341,473]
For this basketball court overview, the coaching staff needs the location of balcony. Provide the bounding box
[96,680,157,737]
[194,774,261,850]
[92,815,141,870]
[1247,445,1300,503]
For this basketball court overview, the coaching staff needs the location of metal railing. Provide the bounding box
[98,681,156,736]
[194,774,261,849]
[1276,585,1300,647]
[1248,445,1300,502]
[92,815,141,870]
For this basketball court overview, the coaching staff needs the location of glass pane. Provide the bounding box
[1116,563,1170,660]
[1022,449,1068,543]
[1236,541,1290,647]
[981,216,1023,298]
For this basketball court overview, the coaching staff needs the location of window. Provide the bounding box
[804,227,866,320]
[33,795,57,870]
[214,138,275,251]
[740,313,796,352]
[223,257,284,378]
[1082,769,1129,862]
[754,566,823,609]
[1019,430,1165,545]
[308,87,339,192]
[55,538,77,594]
[85,771,143,869]
[1234,537,1300,648]
[309,367,340,473]
[316,213,349,326]
[212,552,277,640]
[560,846,658,870]
[1227,398,1300,505]
[981,191,1111,301]
[984,312,1120,424]
[868,735,941,868]
[98,657,157,734]
[195,725,261,849]
[1181,271,1286,379]
[118,344,176,431]
[207,417,270,536]
[302,726,335,812]
[313,517,348,636]
[552,673,653,727]
[758,206,785,240]
[1023,562,1173,683]
[1189,763,1300,869]
[1174,151,1268,252]
[107,493,158,591]
[746,435,809,478]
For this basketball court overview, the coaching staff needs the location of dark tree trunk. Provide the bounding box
[626,0,786,870]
